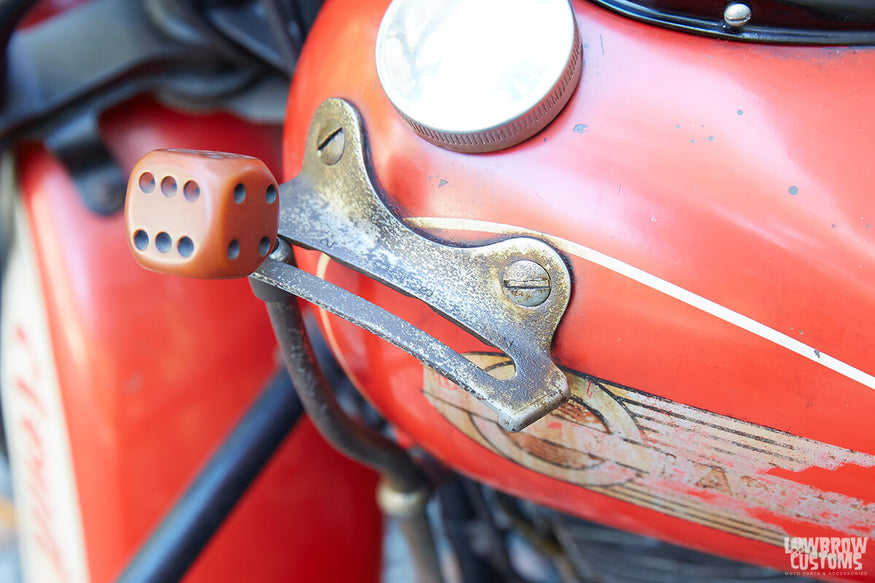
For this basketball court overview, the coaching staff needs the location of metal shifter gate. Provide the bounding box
[126,98,573,431]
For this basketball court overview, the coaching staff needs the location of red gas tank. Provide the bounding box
[285,0,875,578]
[1,97,382,583]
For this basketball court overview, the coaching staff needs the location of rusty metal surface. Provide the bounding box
[254,98,572,431]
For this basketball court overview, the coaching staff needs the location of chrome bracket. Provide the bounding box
[252,98,571,431]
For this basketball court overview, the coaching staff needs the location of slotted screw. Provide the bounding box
[316,119,345,165]
[502,259,551,307]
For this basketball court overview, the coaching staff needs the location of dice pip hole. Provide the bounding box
[233,183,246,204]
[132,228,196,257]
[133,230,149,250]
[177,236,194,257]
[258,236,271,257]
[227,239,240,260]
[161,176,177,197]
[183,180,200,201]
[139,172,155,193]
[155,232,172,253]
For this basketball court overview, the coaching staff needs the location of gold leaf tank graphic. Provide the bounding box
[422,352,875,548]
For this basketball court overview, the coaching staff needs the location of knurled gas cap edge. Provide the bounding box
[375,0,583,154]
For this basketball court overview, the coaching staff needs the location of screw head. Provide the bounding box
[501,259,551,307]
[316,119,345,165]
[723,3,752,28]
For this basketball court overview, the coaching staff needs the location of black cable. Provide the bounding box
[253,273,428,494]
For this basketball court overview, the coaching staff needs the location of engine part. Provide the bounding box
[545,509,815,583]
[377,478,443,583]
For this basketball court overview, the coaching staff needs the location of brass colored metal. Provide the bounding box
[253,99,572,430]
[315,119,346,166]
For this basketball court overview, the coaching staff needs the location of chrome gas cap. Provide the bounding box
[375,0,582,153]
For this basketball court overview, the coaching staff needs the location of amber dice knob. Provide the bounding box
[125,149,279,278]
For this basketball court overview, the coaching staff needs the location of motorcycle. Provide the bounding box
[0,0,873,581]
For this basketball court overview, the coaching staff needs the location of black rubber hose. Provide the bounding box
[252,276,427,495]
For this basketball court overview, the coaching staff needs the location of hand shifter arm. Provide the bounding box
[124,98,572,431]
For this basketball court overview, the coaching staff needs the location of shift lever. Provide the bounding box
[124,148,279,279]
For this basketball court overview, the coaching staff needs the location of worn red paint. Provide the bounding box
[285,0,875,577]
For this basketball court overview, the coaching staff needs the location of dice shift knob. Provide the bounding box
[125,149,279,278]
